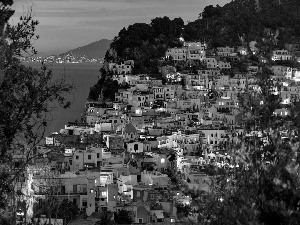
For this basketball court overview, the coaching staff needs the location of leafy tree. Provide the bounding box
[114,209,132,224]
[185,0,300,50]
[200,66,300,224]
[106,16,184,75]
[94,211,114,225]
[0,1,73,224]
[201,5,222,19]
[176,202,192,219]
[57,199,80,224]
[88,68,116,102]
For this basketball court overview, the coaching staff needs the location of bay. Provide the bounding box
[24,63,101,136]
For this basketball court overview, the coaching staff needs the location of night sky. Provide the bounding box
[12,0,231,56]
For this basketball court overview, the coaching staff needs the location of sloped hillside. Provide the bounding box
[59,39,112,59]
[184,0,300,47]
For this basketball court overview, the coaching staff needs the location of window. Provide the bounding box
[14,161,20,168]
[137,191,140,197]
[76,155,79,160]
[73,185,77,194]
[97,153,100,158]
[82,201,87,207]
[134,144,138,151]
[88,155,91,160]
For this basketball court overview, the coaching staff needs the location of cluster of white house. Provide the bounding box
[12,41,300,224]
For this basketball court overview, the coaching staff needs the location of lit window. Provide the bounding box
[90,189,94,193]
[161,158,165,163]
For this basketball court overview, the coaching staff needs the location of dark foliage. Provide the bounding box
[185,0,300,48]
[106,16,184,74]
[114,209,132,224]
[88,68,124,102]
[199,66,300,224]
[0,1,73,224]
[57,199,80,224]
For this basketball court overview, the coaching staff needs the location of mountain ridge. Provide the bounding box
[58,39,112,59]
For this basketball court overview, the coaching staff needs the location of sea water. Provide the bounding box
[24,62,101,136]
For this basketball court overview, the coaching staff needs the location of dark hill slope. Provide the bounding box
[60,39,112,59]
[184,0,300,47]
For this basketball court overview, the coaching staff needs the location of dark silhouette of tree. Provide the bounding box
[185,0,300,50]
[176,202,192,219]
[57,199,80,224]
[200,65,300,224]
[94,211,114,225]
[0,1,73,224]
[114,209,132,224]
[201,5,223,19]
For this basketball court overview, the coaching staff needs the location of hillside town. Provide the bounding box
[10,38,300,225]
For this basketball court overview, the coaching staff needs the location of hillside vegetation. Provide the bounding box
[89,0,300,102]
[107,0,300,64]
[184,0,300,48]
[105,17,184,74]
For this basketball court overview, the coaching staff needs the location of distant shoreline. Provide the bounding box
[22,61,103,64]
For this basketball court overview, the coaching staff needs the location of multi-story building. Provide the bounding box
[272,49,292,61]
